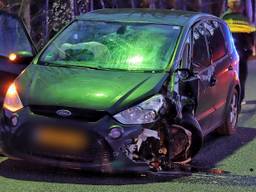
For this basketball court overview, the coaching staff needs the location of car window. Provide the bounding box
[205,20,227,62]
[220,22,234,52]
[39,21,181,72]
[180,32,191,69]
[0,12,33,57]
[192,24,210,72]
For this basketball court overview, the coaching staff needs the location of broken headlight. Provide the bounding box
[114,94,166,125]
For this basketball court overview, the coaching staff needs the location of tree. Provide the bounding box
[246,0,253,22]
[100,0,105,8]
[90,0,93,10]
[0,0,5,9]
[186,0,202,11]
[19,0,31,33]
[209,0,225,16]
[48,0,73,36]
[149,0,156,8]
[131,0,140,8]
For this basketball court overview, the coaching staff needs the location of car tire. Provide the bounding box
[181,113,203,158]
[216,89,239,136]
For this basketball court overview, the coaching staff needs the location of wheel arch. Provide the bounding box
[181,112,203,158]
[227,80,241,111]
[235,84,241,103]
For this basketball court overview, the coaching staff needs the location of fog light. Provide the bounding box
[109,128,122,139]
[10,115,19,127]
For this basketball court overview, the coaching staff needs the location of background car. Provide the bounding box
[0,9,240,172]
[0,11,36,103]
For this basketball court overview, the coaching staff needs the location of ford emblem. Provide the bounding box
[56,109,72,117]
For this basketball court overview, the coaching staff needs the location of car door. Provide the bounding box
[191,22,218,133]
[0,11,36,101]
[204,20,234,129]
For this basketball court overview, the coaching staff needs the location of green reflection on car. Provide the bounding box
[39,21,181,72]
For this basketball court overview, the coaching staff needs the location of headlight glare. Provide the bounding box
[3,83,24,112]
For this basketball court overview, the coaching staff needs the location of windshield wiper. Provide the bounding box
[40,61,105,71]
[39,62,163,73]
[72,65,104,70]
[102,67,163,73]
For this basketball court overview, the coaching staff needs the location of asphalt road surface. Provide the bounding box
[0,59,255,192]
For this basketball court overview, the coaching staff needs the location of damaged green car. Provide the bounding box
[1,9,240,172]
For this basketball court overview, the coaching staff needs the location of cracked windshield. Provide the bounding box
[39,21,181,71]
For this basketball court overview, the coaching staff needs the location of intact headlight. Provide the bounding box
[3,83,24,112]
[114,94,166,125]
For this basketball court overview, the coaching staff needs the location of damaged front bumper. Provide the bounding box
[0,106,167,172]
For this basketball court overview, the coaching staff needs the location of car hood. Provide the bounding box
[17,64,168,114]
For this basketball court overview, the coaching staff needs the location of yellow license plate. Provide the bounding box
[37,128,87,151]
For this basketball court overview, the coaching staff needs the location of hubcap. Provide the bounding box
[230,94,238,128]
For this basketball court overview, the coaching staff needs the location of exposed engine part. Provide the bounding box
[125,124,192,171]
[125,129,160,162]
[136,129,160,151]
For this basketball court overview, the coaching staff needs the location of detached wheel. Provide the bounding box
[217,89,239,135]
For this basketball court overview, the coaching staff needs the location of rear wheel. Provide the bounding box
[217,89,239,135]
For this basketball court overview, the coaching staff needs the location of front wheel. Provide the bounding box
[216,89,239,135]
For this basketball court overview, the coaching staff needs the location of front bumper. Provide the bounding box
[0,106,151,172]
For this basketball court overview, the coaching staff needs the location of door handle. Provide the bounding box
[210,76,217,87]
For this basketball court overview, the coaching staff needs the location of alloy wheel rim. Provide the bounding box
[230,94,238,128]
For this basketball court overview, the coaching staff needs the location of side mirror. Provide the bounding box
[8,51,34,64]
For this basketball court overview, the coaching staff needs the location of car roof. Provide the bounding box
[78,9,213,26]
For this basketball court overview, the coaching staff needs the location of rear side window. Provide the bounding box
[205,21,227,62]
[192,24,210,72]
